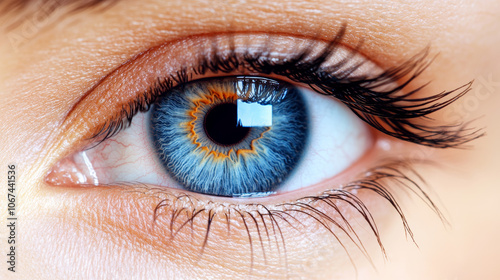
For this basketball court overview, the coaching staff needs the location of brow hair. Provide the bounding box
[1,0,118,27]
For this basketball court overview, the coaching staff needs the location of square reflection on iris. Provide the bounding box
[236,99,273,127]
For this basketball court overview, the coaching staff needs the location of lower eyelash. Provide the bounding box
[141,159,442,274]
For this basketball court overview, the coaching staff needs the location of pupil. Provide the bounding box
[204,103,250,146]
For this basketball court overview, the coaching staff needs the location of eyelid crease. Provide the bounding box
[28,16,488,277]
[61,30,357,126]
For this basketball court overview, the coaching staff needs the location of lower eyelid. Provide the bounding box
[48,155,436,276]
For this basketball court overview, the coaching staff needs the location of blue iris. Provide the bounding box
[151,77,308,196]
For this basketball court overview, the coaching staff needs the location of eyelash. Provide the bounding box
[90,26,480,148]
[79,26,479,269]
[144,160,441,272]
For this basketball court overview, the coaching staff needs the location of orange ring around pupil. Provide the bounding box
[182,87,267,162]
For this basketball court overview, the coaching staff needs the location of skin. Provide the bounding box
[1,0,499,279]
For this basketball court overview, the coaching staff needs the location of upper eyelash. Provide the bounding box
[89,25,482,148]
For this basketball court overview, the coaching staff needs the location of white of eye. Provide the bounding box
[277,87,372,193]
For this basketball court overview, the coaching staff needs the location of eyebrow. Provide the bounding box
[2,0,118,24]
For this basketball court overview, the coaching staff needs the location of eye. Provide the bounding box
[44,30,479,270]
[47,75,372,196]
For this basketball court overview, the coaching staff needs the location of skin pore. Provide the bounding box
[1,0,500,279]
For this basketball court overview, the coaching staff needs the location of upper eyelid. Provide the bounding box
[54,30,479,163]
[56,31,370,150]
